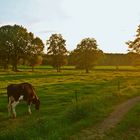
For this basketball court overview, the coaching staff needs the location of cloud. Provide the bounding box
[0,0,68,27]
[23,0,67,23]
[37,30,58,34]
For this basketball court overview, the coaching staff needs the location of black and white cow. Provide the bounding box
[7,82,40,118]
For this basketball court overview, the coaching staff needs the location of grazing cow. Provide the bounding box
[7,83,40,118]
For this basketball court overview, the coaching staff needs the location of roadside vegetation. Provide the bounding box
[103,102,140,140]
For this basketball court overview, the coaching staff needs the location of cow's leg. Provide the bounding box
[7,99,12,117]
[27,100,32,115]
[28,105,32,115]
[11,101,19,118]
[8,96,14,117]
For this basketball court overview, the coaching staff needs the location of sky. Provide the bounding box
[0,0,140,53]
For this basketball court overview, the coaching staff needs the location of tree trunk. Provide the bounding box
[3,64,8,70]
[85,67,89,73]
[116,65,119,71]
[12,63,18,71]
[56,67,58,72]
[32,66,34,72]
[57,66,61,72]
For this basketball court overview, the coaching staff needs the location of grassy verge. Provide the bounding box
[104,102,140,140]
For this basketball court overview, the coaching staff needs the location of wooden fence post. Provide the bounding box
[75,90,78,111]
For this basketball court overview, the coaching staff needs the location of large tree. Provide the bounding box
[126,25,140,66]
[0,25,44,71]
[27,37,44,71]
[46,34,67,72]
[73,38,103,73]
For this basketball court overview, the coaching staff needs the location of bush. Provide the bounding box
[65,98,94,122]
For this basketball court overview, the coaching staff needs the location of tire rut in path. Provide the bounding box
[71,96,140,140]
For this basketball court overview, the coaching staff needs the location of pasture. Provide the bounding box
[0,66,140,140]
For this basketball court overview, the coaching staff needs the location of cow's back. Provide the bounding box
[19,83,35,100]
[7,84,22,101]
[7,83,34,101]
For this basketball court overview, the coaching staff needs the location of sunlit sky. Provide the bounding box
[0,0,140,53]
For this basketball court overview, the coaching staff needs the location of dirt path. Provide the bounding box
[71,96,140,140]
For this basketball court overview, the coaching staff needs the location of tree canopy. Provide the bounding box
[126,25,140,66]
[72,38,103,73]
[126,25,140,54]
[46,34,68,72]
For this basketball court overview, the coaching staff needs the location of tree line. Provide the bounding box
[96,53,140,66]
[0,24,140,73]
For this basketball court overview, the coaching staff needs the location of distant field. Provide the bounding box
[95,65,140,70]
[0,66,140,140]
[17,65,140,71]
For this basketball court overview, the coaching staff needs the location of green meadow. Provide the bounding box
[0,66,140,140]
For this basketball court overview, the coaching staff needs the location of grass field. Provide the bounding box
[0,66,140,140]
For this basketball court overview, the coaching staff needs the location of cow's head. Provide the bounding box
[32,97,40,110]
[35,99,40,110]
